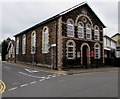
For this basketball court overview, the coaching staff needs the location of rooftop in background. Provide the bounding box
[111,33,120,38]
[104,35,117,43]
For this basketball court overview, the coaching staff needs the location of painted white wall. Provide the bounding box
[0,53,1,61]
[104,36,116,50]
[116,51,120,58]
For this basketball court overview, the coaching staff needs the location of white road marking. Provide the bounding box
[57,74,60,76]
[27,75,44,79]
[25,69,39,73]
[53,74,57,76]
[45,77,51,79]
[52,75,56,77]
[19,72,28,75]
[39,79,45,81]
[62,74,67,75]
[8,87,17,91]
[4,67,10,69]
[19,72,45,79]
[20,84,28,87]
[47,75,52,77]
[30,81,37,84]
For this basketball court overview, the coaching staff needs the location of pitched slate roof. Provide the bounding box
[14,2,106,37]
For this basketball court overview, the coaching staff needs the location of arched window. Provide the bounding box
[42,27,49,53]
[78,22,84,38]
[31,31,36,54]
[86,24,91,39]
[22,34,26,54]
[94,44,100,59]
[67,20,74,37]
[16,37,19,54]
[66,40,76,59]
[94,26,99,40]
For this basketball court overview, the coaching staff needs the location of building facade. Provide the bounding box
[14,2,105,69]
[103,35,116,58]
[111,33,120,58]
[7,40,15,62]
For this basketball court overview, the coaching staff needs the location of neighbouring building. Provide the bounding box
[14,2,106,69]
[111,33,120,58]
[103,35,117,58]
[0,53,1,61]
[7,40,15,62]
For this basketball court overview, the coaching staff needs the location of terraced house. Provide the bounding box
[14,2,106,70]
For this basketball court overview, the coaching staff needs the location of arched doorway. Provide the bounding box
[81,43,90,68]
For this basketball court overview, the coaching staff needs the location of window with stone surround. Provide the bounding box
[66,40,76,59]
[22,34,26,54]
[42,27,49,53]
[31,31,36,54]
[86,24,91,39]
[67,19,74,37]
[94,43,100,59]
[16,37,19,54]
[78,22,84,38]
[94,26,99,40]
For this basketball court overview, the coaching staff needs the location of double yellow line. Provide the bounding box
[0,80,6,94]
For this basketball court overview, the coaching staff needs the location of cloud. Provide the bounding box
[1,1,118,42]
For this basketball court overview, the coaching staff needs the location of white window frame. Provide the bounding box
[67,19,74,37]
[78,22,84,38]
[31,31,36,54]
[22,34,26,54]
[66,40,76,59]
[42,27,49,53]
[86,24,91,39]
[94,44,100,59]
[16,37,19,55]
[94,26,99,40]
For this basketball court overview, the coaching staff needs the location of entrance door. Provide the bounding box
[82,45,88,68]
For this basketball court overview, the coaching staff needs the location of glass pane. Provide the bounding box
[68,47,73,52]
[68,53,73,58]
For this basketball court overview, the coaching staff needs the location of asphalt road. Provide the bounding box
[1,62,118,97]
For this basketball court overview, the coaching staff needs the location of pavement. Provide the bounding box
[3,61,119,75]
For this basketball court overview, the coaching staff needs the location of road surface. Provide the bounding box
[1,62,118,97]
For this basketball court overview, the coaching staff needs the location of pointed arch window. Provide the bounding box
[78,22,84,38]
[16,37,19,54]
[31,31,36,54]
[95,44,100,59]
[42,27,49,53]
[22,34,26,54]
[94,26,99,40]
[67,20,74,37]
[86,24,91,39]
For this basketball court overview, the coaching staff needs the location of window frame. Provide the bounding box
[31,31,36,54]
[16,37,19,55]
[22,34,26,54]
[86,24,91,39]
[67,19,74,37]
[94,26,99,40]
[66,40,76,59]
[94,43,100,59]
[42,26,49,53]
[78,22,84,38]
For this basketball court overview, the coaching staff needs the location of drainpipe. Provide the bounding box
[15,37,16,63]
[55,20,58,70]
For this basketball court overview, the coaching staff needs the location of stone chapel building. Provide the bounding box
[14,2,106,69]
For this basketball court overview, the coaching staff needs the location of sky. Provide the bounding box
[0,0,119,42]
